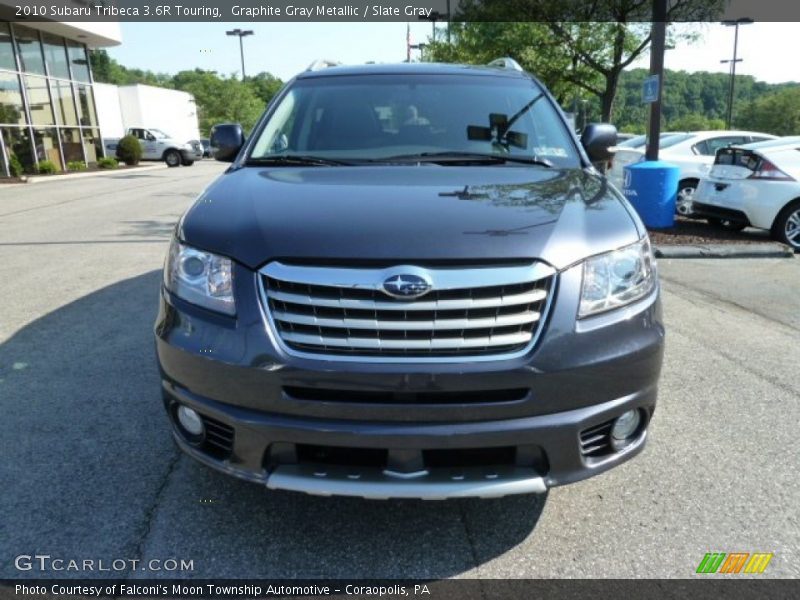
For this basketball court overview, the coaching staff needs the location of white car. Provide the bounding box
[692,137,800,250]
[608,130,777,215]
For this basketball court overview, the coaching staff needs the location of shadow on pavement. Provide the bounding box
[0,271,546,579]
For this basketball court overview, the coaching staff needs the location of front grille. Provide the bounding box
[200,415,235,459]
[260,261,555,359]
[579,420,614,458]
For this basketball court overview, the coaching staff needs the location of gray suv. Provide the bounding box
[155,59,664,499]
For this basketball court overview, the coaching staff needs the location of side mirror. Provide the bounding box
[210,123,245,162]
[580,123,618,163]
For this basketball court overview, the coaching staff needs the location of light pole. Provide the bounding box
[226,28,254,80]
[721,18,753,129]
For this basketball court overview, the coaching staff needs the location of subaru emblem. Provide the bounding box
[382,273,432,299]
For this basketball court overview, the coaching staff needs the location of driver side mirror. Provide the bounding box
[580,123,617,163]
[210,123,245,162]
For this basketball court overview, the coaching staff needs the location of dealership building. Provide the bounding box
[0,15,122,178]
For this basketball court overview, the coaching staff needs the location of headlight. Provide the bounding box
[579,237,655,318]
[164,238,235,315]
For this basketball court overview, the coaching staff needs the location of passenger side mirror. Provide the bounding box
[210,123,245,162]
[581,123,618,163]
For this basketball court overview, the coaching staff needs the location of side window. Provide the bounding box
[692,140,709,155]
[749,136,771,143]
[703,136,747,156]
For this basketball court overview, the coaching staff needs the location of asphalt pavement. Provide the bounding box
[1,162,798,580]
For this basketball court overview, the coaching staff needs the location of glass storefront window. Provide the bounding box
[0,72,26,125]
[60,127,84,166]
[13,25,46,75]
[42,33,70,79]
[82,128,103,166]
[0,22,17,71]
[32,127,62,170]
[51,79,78,126]
[2,126,36,174]
[24,75,54,126]
[76,85,98,127]
[66,41,91,82]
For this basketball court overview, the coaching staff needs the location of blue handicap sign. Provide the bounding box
[642,75,660,103]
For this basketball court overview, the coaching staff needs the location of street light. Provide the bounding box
[410,43,428,61]
[226,28,254,80]
[721,18,753,129]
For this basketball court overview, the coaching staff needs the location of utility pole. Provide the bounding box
[721,18,753,129]
[645,0,667,162]
[226,29,254,80]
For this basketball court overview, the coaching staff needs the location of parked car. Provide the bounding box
[692,137,800,249]
[155,59,664,500]
[187,139,204,160]
[608,130,778,215]
[124,127,195,167]
[200,138,212,158]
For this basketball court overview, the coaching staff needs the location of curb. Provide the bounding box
[3,163,167,187]
[654,243,795,259]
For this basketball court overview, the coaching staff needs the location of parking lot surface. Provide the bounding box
[1,162,798,579]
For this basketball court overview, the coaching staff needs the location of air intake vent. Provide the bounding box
[200,415,234,459]
[579,420,614,458]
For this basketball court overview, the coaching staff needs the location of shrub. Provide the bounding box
[116,135,142,165]
[8,154,23,178]
[97,157,119,169]
[67,160,87,172]
[37,160,58,174]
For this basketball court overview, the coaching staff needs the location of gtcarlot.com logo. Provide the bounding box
[14,554,194,572]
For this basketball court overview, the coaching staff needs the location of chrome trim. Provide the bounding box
[257,261,557,363]
[266,464,547,499]
[280,330,533,350]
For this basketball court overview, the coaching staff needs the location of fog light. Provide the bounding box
[177,405,204,437]
[611,409,641,441]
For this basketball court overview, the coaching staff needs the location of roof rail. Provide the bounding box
[487,57,524,72]
[306,59,342,72]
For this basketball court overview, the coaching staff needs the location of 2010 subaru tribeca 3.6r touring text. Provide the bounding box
[155,59,664,499]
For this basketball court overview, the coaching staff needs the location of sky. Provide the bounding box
[107,21,799,85]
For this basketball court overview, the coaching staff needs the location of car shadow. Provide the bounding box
[0,271,546,579]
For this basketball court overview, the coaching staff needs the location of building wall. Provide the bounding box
[93,82,125,139]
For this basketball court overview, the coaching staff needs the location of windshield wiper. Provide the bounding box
[244,155,354,167]
[375,152,554,168]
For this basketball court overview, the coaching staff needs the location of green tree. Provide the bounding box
[428,0,726,122]
[737,87,800,135]
[247,72,284,106]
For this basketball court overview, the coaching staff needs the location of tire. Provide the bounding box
[771,200,800,250]
[676,179,698,216]
[706,217,747,232]
[181,158,195,167]
[164,149,181,167]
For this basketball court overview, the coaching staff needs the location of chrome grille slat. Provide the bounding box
[281,331,534,350]
[267,288,547,311]
[259,261,555,360]
[272,309,541,331]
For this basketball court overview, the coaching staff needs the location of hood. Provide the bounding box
[179,165,641,271]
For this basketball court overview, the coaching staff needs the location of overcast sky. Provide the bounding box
[107,22,798,85]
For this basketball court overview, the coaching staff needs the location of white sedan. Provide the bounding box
[692,137,800,250]
[608,130,777,215]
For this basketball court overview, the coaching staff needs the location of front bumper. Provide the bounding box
[156,262,664,498]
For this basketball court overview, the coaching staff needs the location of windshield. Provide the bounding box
[149,129,170,139]
[248,74,580,168]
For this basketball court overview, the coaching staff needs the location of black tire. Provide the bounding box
[676,179,699,216]
[706,217,747,232]
[181,158,195,167]
[771,199,800,250]
[164,149,181,167]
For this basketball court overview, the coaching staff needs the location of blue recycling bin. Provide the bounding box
[622,160,680,229]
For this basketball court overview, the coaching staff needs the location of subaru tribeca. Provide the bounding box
[155,59,664,499]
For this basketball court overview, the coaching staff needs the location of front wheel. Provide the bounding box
[164,150,181,167]
[707,217,747,232]
[676,180,698,216]
[772,200,800,250]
